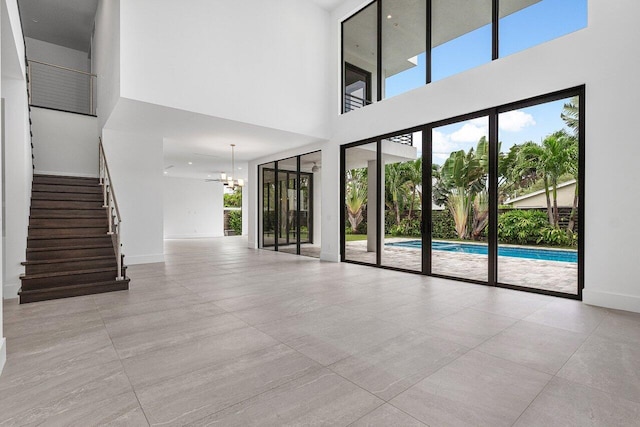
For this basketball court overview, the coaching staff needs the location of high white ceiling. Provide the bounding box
[18,0,98,52]
[106,99,325,181]
[309,0,347,11]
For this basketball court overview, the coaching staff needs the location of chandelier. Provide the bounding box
[217,144,244,187]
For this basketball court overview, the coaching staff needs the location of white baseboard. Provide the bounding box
[3,283,20,299]
[125,254,165,265]
[163,234,223,239]
[320,251,340,263]
[34,170,99,178]
[0,338,6,376]
[583,289,640,313]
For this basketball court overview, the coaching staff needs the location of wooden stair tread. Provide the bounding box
[27,244,113,252]
[29,225,107,229]
[28,234,111,240]
[22,256,115,266]
[19,279,130,294]
[21,266,117,280]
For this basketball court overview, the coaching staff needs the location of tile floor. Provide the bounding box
[1,237,639,426]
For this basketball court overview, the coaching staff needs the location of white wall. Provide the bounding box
[93,0,120,129]
[119,0,331,139]
[32,107,98,177]
[25,37,90,71]
[329,0,640,312]
[101,128,164,265]
[163,177,224,239]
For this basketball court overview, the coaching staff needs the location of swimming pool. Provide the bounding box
[386,240,577,263]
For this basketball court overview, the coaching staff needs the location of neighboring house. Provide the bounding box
[505,180,577,209]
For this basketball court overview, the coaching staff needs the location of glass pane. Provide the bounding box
[343,1,377,113]
[344,142,377,264]
[381,131,422,271]
[382,0,426,99]
[431,116,489,281]
[300,151,322,259]
[500,0,587,58]
[498,96,579,294]
[431,0,492,82]
[260,162,276,250]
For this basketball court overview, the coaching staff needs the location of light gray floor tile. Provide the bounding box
[524,299,608,334]
[188,369,383,426]
[330,330,468,400]
[514,377,640,427]
[557,334,640,403]
[350,404,426,427]
[477,320,587,374]
[593,309,640,346]
[122,326,278,388]
[137,344,321,426]
[422,307,519,348]
[0,360,133,425]
[390,350,552,427]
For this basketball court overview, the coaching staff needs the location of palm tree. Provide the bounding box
[346,169,367,232]
[385,162,407,226]
[516,131,573,227]
[562,98,580,233]
[404,157,422,220]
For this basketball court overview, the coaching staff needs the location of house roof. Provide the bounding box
[504,179,576,205]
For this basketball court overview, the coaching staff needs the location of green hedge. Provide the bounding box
[228,210,242,234]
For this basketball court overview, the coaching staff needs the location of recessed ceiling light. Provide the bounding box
[188,161,193,165]
[163,171,168,175]
[207,175,211,178]
[387,14,392,19]
[31,18,39,23]
[238,167,242,170]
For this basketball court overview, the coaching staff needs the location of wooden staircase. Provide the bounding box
[19,174,129,303]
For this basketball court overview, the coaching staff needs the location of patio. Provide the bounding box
[345,240,578,295]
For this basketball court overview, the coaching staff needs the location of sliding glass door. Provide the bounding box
[341,87,583,298]
[258,151,321,258]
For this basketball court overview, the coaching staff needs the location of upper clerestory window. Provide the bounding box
[341,0,587,114]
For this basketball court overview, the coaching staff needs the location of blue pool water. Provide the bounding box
[387,240,577,263]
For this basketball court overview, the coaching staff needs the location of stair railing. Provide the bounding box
[98,138,124,280]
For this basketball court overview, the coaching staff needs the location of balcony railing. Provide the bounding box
[28,60,96,116]
[344,93,372,112]
[387,133,413,146]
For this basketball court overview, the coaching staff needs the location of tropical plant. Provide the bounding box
[515,131,573,228]
[224,188,242,207]
[346,168,367,232]
[404,158,422,220]
[439,137,489,239]
[228,210,242,234]
[384,162,408,226]
[498,210,549,245]
[562,98,580,233]
[471,190,489,240]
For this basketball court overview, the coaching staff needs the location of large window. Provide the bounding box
[342,0,587,112]
[341,87,584,299]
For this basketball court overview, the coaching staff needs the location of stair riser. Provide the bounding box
[31,200,104,209]
[28,247,115,261]
[32,184,102,194]
[29,227,109,237]
[21,270,118,291]
[30,209,107,219]
[28,236,113,248]
[32,192,103,202]
[33,176,100,186]
[29,218,108,228]
[26,259,117,275]
[19,280,129,304]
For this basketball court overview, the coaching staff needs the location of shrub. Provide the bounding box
[498,209,577,247]
[498,210,548,245]
[228,210,242,234]
[432,210,457,240]
[390,218,421,237]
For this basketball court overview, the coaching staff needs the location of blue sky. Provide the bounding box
[385,0,587,97]
[382,0,585,163]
